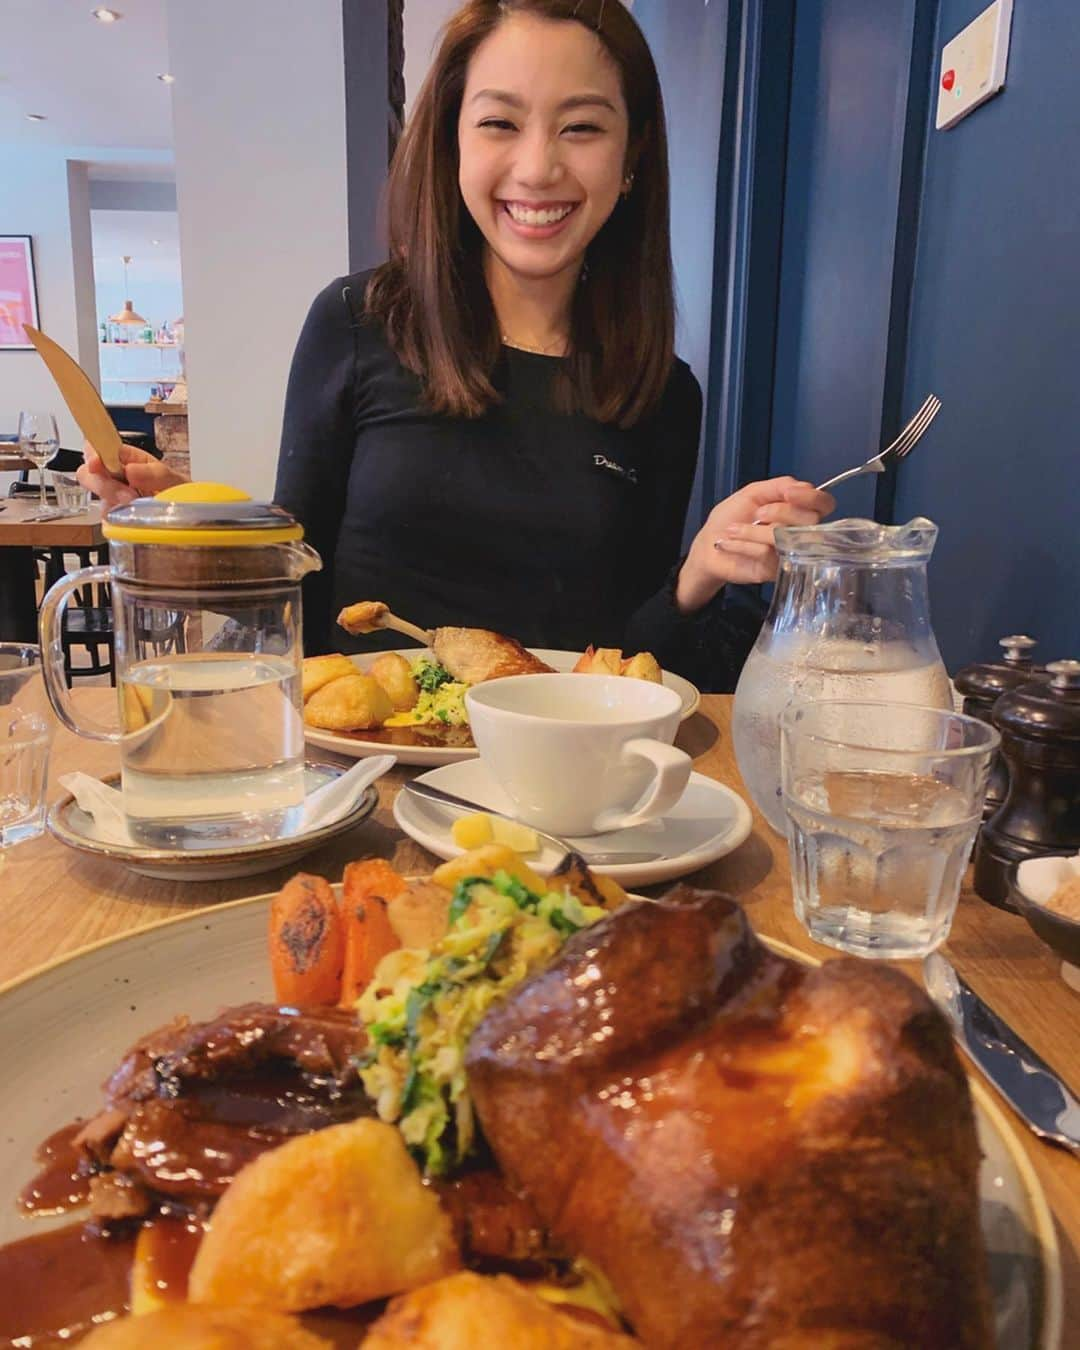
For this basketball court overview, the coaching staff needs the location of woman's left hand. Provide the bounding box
[675,476,835,612]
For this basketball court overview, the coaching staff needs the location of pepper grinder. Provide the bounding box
[954,635,1041,820]
[973,659,1080,910]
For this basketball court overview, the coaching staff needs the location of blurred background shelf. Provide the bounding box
[99,340,183,407]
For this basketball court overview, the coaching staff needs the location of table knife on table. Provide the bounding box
[924,953,1080,1156]
[21,508,89,524]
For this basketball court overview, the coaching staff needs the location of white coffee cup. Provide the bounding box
[465,673,692,837]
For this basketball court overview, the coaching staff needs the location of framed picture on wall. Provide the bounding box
[0,236,40,350]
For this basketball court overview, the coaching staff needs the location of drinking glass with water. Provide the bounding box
[49,471,91,513]
[0,714,50,849]
[780,701,999,959]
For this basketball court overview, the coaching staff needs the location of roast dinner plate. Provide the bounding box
[46,761,379,882]
[303,648,702,767]
[393,758,754,888]
[0,893,1061,1348]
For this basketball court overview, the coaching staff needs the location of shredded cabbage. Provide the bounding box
[357,869,604,1176]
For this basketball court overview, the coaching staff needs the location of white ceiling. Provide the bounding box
[0,0,174,154]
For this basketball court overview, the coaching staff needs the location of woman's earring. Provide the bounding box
[621,171,635,197]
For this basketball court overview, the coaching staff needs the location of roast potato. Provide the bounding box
[301,654,357,702]
[368,652,419,712]
[432,844,548,898]
[620,651,662,683]
[364,1272,638,1348]
[573,645,623,675]
[302,674,393,731]
[188,1118,459,1311]
[80,1305,330,1349]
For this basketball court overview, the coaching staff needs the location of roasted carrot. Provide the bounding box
[339,859,408,1005]
[269,872,345,1006]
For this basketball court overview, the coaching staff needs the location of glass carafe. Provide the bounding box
[732,518,951,832]
[38,484,321,848]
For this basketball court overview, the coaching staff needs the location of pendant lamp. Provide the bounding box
[109,256,148,326]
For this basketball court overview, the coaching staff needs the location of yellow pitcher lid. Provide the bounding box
[102,481,304,547]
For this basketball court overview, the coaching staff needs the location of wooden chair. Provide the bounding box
[61,603,116,686]
[28,443,165,684]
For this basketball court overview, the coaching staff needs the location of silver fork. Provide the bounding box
[816,394,941,492]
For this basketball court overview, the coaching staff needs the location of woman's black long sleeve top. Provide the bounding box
[274,273,762,690]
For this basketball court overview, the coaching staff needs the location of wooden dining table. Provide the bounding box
[3,677,1078,1337]
[0,499,105,642]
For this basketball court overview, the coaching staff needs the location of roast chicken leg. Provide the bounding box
[337,601,553,683]
[467,890,993,1349]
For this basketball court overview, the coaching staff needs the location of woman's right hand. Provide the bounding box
[76,441,187,507]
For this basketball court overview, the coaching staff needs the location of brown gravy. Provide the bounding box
[135,1215,204,1302]
[0,1217,381,1347]
[0,1223,134,1347]
[19,1122,94,1216]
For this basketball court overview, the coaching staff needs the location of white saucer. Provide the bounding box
[392,758,754,888]
[47,762,380,882]
[304,648,702,767]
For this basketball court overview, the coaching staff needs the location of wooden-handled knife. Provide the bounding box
[22,325,125,478]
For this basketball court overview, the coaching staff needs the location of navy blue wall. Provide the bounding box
[897,0,1080,670]
[770,0,923,517]
[769,0,1079,671]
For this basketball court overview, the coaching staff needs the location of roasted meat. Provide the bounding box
[430,626,554,683]
[40,1004,370,1221]
[103,1002,364,1106]
[336,599,555,683]
[467,889,993,1350]
[433,1167,569,1269]
[24,1001,564,1273]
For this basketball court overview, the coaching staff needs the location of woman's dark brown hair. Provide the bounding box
[366,0,674,428]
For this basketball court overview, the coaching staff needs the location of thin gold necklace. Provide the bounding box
[501,333,566,356]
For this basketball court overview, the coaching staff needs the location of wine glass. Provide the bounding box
[17,410,60,511]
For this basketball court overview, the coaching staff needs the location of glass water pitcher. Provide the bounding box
[38,483,321,848]
[732,518,952,832]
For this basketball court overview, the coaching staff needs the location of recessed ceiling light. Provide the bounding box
[91,8,122,22]
[25,112,47,121]
[157,73,175,84]
[151,239,161,245]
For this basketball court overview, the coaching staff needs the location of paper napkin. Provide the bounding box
[59,754,396,848]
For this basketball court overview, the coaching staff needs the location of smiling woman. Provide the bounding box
[81,0,833,688]
[368,0,673,425]
[459,25,631,356]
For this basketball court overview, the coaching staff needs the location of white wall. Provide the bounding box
[67,161,101,390]
[0,149,90,449]
[404,0,459,114]
[165,0,351,499]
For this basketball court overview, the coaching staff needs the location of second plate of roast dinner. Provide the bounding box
[0,846,1059,1347]
[301,600,700,765]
